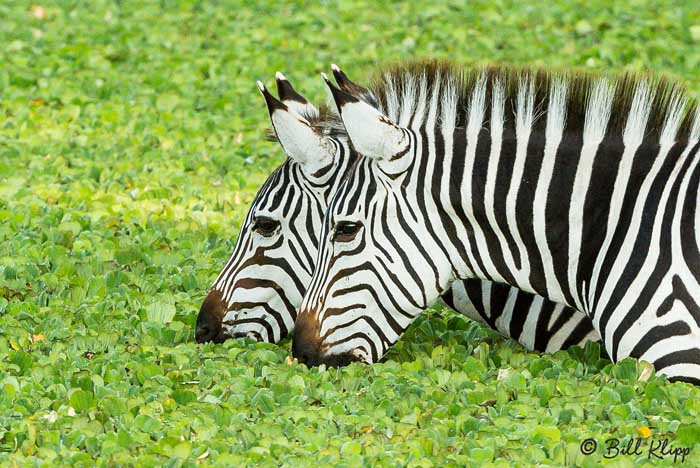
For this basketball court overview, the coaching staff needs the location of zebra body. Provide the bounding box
[195,71,599,353]
[293,62,700,384]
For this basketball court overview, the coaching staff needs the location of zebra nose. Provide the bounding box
[292,312,323,366]
[195,289,227,343]
[195,321,217,343]
[292,337,321,366]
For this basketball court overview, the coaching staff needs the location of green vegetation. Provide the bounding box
[2,1,700,466]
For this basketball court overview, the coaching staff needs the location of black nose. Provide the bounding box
[292,337,321,366]
[292,312,324,366]
[195,319,218,343]
[195,290,227,343]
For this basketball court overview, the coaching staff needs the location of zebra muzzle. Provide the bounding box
[292,312,365,367]
[291,311,325,366]
[195,289,228,343]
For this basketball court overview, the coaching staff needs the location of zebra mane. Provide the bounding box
[312,60,700,145]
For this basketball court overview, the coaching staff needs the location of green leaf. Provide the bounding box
[134,415,162,435]
[172,390,197,405]
[156,93,181,112]
[676,425,700,445]
[145,302,177,324]
[575,20,593,35]
[690,25,700,42]
[173,441,192,459]
[340,441,362,456]
[533,425,561,442]
[10,351,34,375]
[68,389,95,412]
[469,447,494,464]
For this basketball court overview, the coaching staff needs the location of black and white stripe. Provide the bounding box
[293,62,700,384]
[195,74,353,343]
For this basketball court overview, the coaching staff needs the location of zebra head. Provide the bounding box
[293,67,459,366]
[196,73,354,344]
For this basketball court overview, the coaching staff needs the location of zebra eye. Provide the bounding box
[332,221,362,242]
[252,216,279,237]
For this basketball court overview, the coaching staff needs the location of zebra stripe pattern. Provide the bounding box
[293,62,700,385]
[196,70,599,357]
[195,74,355,343]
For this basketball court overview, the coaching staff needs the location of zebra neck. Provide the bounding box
[435,122,700,314]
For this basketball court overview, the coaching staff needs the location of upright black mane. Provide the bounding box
[317,60,699,144]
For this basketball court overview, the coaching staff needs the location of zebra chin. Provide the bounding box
[292,344,367,367]
[292,318,368,367]
[225,329,265,341]
[220,321,269,342]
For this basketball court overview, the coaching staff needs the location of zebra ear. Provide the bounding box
[330,64,380,108]
[257,81,334,173]
[275,72,319,118]
[322,71,409,168]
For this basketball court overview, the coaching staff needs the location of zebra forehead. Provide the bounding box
[250,162,308,210]
[303,60,699,145]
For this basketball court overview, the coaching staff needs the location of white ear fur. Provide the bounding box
[323,73,408,163]
[258,81,334,174]
[340,100,407,162]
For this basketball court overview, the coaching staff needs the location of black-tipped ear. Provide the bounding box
[322,72,359,112]
[258,80,335,173]
[331,64,362,95]
[257,81,287,114]
[322,72,408,166]
[273,72,319,118]
[275,72,308,104]
[331,64,379,108]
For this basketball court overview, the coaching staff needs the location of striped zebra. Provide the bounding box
[195,71,599,354]
[293,61,700,384]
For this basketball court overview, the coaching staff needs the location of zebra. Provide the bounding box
[195,70,600,355]
[292,61,700,385]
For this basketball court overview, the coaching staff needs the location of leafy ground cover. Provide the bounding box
[2,0,700,466]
